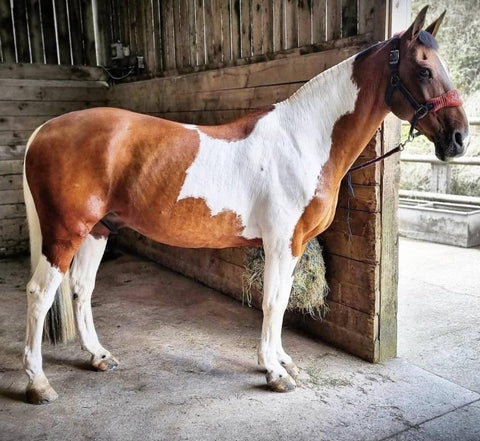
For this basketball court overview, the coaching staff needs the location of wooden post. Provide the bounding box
[431,163,452,194]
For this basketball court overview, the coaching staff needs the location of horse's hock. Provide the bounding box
[0,0,410,364]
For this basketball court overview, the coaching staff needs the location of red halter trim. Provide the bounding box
[427,89,462,113]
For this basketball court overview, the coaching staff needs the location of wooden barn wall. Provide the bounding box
[0,63,108,257]
[100,0,378,76]
[107,20,400,362]
[0,0,98,66]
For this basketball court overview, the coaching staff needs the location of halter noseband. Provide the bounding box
[384,36,462,135]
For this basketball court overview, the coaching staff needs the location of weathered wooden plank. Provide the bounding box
[261,0,273,54]
[0,63,107,80]
[292,310,376,361]
[0,116,51,131]
[55,0,71,65]
[337,183,379,212]
[0,131,32,145]
[160,0,176,70]
[134,0,147,67]
[322,228,379,264]
[377,115,401,361]
[144,0,158,75]
[251,0,263,56]
[12,0,30,63]
[111,45,361,102]
[283,0,297,49]
[311,0,326,43]
[297,0,312,46]
[326,276,377,315]
[0,160,25,175]
[152,0,163,73]
[187,0,197,67]
[176,0,191,68]
[0,84,108,102]
[348,159,380,185]
[66,0,85,65]
[0,145,26,160]
[0,189,24,204]
[209,0,223,65]
[0,217,28,239]
[26,0,44,63]
[129,82,301,113]
[326,0,341,40]
[0,78,108,88]
[271,0,281,52]
[220,0,232,62]
[0,100,106,117]
[0,203,25,220]
[0,174,22,191]
[39,0,58,64]
[324,252,377,291]
[79,0,96,65]
[342,0,358,37]
[358,0,375,35]
[240,0,252,57]
[193,0,206,67]
[230,0,241,61]
[0,0,16,62]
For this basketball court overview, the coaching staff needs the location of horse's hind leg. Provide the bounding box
[24,255,65,404]
[258,239,299,392]
[70,234,119,371]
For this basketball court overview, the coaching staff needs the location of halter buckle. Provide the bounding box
[415,104,429,119]
[389,49,399,65]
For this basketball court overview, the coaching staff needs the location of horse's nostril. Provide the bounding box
[454,131,463,147]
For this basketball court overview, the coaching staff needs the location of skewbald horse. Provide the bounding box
[23,7,469,404]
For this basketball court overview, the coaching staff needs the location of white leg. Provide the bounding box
[70,234,118,371]
[258,240,299,392]
[24,255,64,404]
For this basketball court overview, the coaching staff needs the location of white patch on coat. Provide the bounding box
[178,57,359,243]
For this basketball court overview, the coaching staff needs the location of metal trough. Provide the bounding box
[399,198,480,247]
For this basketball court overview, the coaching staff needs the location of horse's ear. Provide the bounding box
[425,10,446,37]
[404,5,429,41]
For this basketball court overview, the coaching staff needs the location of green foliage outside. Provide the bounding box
[400,1,480,197]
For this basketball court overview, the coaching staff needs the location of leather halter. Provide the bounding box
[385,36,462,134]
[351,36,463,174]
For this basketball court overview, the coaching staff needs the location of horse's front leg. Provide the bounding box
[258,240,299,392]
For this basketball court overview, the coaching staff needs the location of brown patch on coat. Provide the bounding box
[25,107,264,271]
[291,46,392,257]
[198,105,275,140]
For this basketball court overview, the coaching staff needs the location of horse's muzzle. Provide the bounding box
[434,128,470,161]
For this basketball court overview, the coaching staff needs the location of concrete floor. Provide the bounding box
[0,238,479,441]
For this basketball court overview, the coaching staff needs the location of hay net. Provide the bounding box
[242,238,328,317]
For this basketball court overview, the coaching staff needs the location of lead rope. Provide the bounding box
[346,127,420,240]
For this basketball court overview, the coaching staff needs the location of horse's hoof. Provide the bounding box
[266,372,296,392]
[92,354,119,371]
[282,362,300,378]
[26,383,58,405]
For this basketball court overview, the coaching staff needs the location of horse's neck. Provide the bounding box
[275,55,390,179]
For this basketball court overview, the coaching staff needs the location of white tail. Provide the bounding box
[23,126,76,344]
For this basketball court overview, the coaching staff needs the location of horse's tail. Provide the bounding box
[23,126,76,344]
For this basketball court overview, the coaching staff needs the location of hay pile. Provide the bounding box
[243,239,328,317]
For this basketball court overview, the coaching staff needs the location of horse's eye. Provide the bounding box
[419,67,432,79]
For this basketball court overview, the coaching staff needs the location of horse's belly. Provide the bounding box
[123,196,262,249]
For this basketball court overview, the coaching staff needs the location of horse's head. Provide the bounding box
[386,6,470,161]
